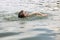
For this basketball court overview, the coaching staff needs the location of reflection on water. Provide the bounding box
[19,28,55,40]
[20,33,55,40]
[0,0,60,40]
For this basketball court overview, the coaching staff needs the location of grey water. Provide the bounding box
[0,0,60,40]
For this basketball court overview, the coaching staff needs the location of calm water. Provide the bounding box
[0,0,60,40]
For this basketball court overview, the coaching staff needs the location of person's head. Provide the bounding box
[18,10,26,18]
[19,10,24,14]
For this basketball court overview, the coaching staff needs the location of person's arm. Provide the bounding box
[28,12,48,17]
[28,12,41,16]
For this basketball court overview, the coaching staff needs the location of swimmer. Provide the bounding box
[18,10,48,18]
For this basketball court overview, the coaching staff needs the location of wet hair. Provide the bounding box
[18,10,26,18]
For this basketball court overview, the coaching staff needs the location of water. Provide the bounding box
[0,0,60,40]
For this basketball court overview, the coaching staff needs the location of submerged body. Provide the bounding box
[18,10,48,18]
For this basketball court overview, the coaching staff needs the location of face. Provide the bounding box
[23,11,28,16]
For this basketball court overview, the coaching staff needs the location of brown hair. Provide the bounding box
[18,10,25,18]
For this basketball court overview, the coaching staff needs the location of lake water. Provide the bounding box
[0,0,60,40]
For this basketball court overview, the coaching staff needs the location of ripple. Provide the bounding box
[0,32,23,37]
